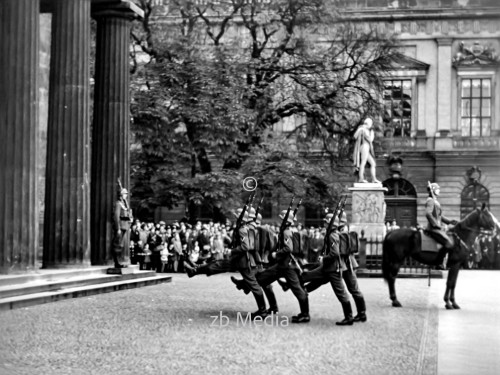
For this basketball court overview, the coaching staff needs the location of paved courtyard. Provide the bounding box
[0,270,498,375]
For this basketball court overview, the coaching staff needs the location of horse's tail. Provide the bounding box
[382,232,393,283]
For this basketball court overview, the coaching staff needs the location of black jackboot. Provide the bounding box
[230,277,251,294]
[353,297,367,323]
[336,302,354,326]
[263,285,279,314]
[251,293,268,320]
[277,279,289,292]
[291,299,310,323]
[183,262,198,278]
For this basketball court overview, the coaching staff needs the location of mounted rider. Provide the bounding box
[425,182,457,270]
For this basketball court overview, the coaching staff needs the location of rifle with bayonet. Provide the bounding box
[231,192,255,270]
[231,192,255,249]
[277,196,295,250]
[321,195,348,257]
[289,198,303,274]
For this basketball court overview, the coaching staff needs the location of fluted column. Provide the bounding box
[0,0,39,273]
[91,11,134,265]
[43,0,91,268]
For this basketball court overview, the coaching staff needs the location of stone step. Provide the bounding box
[0,268,158,299]
[0,266,111,287]
[0,274,172,311]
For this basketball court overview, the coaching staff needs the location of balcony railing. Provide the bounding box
[339,0,498,9]
[452,136,500,149]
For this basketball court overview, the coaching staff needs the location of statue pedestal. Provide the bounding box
[106,265,138,275]
[348,183,387,239]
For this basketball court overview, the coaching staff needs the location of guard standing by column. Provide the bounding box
[112,187,133,268]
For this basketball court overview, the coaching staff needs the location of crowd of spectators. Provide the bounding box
[128,219,328,273]
[129,218,500,272]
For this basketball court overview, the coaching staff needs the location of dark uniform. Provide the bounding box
[255,211,309,323]
[287,213,352,325]
[246,217,278,314]
[112,189,133,268]
[301,214,367,323]
[184,208,273,318]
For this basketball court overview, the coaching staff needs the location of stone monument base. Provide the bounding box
[348,182,388,239]
[349,223,386,240]
[106,264,138,275]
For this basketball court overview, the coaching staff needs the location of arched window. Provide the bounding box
[460,183,489,219]
[383,178,417,197]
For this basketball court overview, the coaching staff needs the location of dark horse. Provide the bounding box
[382,204,496,309]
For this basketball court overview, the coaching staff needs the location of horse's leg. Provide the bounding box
[444,265,460,309]
[386,263,403,307]
[447,265,461,309]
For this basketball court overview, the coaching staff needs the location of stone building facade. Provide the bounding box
[151,0,500,229]
[0,0,143,273]
[340,0,500,229]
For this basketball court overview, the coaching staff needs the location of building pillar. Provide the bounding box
[91,9,137,265]
[43,0,91,268]
[437,38,453,134]
[0,0,40,273]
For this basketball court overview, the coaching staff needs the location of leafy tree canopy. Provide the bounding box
[129,0,398,221]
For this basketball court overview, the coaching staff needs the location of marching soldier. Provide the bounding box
[112,188,133,268]
[277,212,367,323]
[231,213,279,314]
[426,182,457,270]
[254,210,310,323]
[301,212,354,325]
[183,207,271,319]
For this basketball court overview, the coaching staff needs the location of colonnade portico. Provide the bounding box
[0,0,143,274]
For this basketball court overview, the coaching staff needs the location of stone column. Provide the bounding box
[348,183,388,240]
[0,0,40,273]
[91,10,135,266]
[43,0,91,268]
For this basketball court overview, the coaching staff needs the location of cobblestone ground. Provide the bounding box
[0,272,443,375]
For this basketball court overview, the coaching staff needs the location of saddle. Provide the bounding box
[420,231,442,253]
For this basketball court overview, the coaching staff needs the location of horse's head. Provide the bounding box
[478,203,497,233]
[458,203,497,237]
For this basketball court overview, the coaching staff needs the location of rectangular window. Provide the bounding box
[460,78,492,137]
[383,79,412,137]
